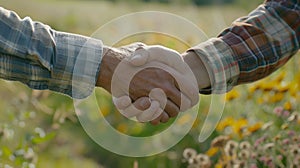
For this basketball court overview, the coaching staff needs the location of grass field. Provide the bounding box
[0,0,299,168]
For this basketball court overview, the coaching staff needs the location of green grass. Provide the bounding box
[0,0,297,168]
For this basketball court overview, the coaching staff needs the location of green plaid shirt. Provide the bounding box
[193,0,299,94]
[0,7,103,99]
[0,0,299,98]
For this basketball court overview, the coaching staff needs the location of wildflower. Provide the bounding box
[288,112,299,122]
[217,117,234,131]
[281,123,289,130]
[267,160,275,168]
[273,106,284,116]
[293,136,300,143]
[254,136,267,148]
[251,152,257,159]
[282,139,290,145]
[232,118,248,137]
[277,155,283,161]
[206,147,219,157]
[183,148,197,160]
[211,135,230,148]
[293,155,300,165]
[187,164,198,168]
[226,90,240,101]
[238,150,250,160]
[263,143,275,151]
[261,122,273,131]
[283,110,290,117]
[226,140,239,151]
[274,134,281,141]
[290,145,300,156]
[284,101,293,111]
[225,140,238,157]
[259,156,268,162]
[239,141,251,150]
[250,164,258,168]
[232,160,247,168]
[247,122,263,134]
[195,154,211,168]
[288,131,296,137]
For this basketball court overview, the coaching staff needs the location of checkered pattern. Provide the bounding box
[0,7,103,99]
[192,0,299,94]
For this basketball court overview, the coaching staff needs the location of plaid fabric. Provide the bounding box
[0,7,103,99]
[192,0,299,94]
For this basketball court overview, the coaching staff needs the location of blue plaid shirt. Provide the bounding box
[0,7,103,99]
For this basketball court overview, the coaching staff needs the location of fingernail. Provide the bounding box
[130,54,147,66]
[141,98,150,107]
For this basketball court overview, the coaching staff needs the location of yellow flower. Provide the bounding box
[248,85,259,94]
[284,101,293,111]
[247,122,263,133]
[217,117,234,131]
[215,163,223,168]
[206,147,219,157]
[178,114,192,125]
[100,105,111,117]
[261,82,275,92]
[274,71,286,83]
[225,90,240,101]
[232,118,248,137]
[116,123,128,133]
[268,93,284,103]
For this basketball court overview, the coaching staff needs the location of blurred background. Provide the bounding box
[0,0,299,168]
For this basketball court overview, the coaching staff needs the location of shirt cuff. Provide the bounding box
[189,38,240,94]
[51,31,103,99]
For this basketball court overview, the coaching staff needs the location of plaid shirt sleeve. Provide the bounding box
[191,0,299,94]
[0,7,103,99]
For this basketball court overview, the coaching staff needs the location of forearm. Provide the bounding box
[96,46,122,92]
[182,51,210,90]
[0,7,103,99]
[189,0,299,94]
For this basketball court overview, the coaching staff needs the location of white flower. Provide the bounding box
[239,141,251,150]
[183,148,197,160]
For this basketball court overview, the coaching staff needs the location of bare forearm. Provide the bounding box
[182,51,210,91]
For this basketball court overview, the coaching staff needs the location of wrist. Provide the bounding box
[182,51,211,90]
[96,46,121,93]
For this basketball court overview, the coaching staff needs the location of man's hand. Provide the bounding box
[96,43,176,124]
[111,45,199,124]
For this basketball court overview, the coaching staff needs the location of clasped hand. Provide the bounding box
[97,43,202,125]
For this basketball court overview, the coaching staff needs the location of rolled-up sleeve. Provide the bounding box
[0,7,103,99]
[191,0,299,94]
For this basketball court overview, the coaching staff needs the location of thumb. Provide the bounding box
[128,47,149,66]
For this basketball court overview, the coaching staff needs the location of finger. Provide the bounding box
[149,88,167,109]
[150,114,162,125]
[163,84,191,112]
[145,62,197,110]
[160,112,170,123]
[113,95,131,110]
[136,101,163,122]
[164,99,179,118]
[179,93,192,112]
[149,111,168,125]
[133,97,151,111]
[166,69,198,107]
[146,46,186,73]
[120,98,151,118]
[128,47,149,67]
[174,75,199,107]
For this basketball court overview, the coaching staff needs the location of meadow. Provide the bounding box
[0,0,299,167]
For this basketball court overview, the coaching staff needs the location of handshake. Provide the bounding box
[96,43,211,125]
